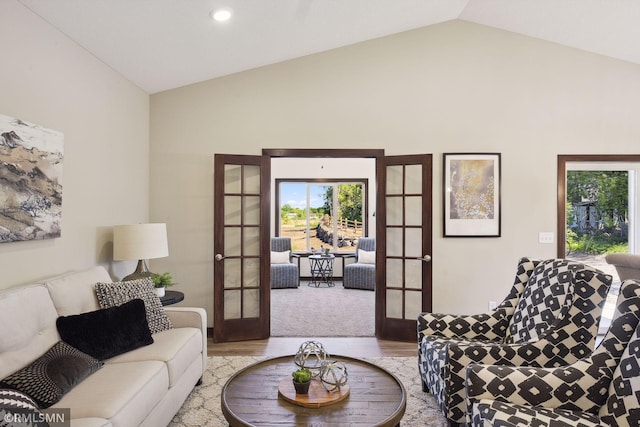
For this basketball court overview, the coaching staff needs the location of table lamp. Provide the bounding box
[113,223,169,281]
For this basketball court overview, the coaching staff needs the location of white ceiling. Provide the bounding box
[18,0,640,94]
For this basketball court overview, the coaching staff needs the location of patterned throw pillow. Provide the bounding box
[507,259,573,343]
[94,278,172,334]
[270,251,290,264]
[0,389,47,427]
[357,249,376,264]
[0,341,102,408]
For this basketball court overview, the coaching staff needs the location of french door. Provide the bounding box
[213,154,270,342]
[213,150,432,342]
[377,154,433,341]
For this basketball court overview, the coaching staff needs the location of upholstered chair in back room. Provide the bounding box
[466,279,640,427]
[343,237,376,291]
[418,258,612,425]
[270,237,299,289]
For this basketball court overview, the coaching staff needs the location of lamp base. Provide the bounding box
[122,259,154,281]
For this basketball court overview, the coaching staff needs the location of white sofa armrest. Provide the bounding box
[165,307,206,329]
[164,307,207,372]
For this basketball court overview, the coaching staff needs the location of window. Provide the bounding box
[276,179,367,252]
[558,156,640,259]
[565,163,637,255]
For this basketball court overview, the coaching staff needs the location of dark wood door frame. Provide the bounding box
[265,149,432,342]
[557,154,640,257]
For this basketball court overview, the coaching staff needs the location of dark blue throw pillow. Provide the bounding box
[56,298,153,360]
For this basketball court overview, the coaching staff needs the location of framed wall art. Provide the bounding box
[443,152,501,237]
[0,113,64,243]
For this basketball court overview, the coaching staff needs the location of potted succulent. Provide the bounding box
[291,368,312,394]
[151,272,175,297]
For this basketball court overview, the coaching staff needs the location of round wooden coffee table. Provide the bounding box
[221,355,407,426]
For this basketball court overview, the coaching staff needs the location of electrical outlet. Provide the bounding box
[539,232,554,244]
[488,301,497,310]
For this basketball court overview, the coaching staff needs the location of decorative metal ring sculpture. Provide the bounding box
[320,360,349,392]
[294,340,329,378]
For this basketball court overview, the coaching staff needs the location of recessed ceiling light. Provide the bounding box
[210,8,232,22]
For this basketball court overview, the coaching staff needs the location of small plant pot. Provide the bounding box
[293,380,310,394]
[156,287,166,297]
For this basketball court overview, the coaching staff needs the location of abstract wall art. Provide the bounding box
[0,114,64,243]
[443,153,501,237]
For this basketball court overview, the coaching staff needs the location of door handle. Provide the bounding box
[422,255,432,263]
[215,254,225,262]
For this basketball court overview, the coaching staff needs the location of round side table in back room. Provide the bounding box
[160,290,184,306]
[308,254,335,287]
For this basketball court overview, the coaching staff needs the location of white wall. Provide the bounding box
[0,1,150,287]
[152,20,640,326]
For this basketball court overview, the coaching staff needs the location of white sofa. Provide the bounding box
[0,266,207,427]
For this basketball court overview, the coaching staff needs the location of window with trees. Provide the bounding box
[276,179,367,252]
[566,169,629,255]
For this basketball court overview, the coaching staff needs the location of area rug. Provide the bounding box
[169,355,447,427]
[270,282,375,337]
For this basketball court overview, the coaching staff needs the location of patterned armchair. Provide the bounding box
[418,258,612,425]
[270,237,299,289]
[343,237,376,291]
[466,280,640,427]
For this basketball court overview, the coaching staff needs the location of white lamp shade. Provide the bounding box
[113,223,169,261]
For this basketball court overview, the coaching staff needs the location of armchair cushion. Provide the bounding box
[473,399,602,427]
[357,249,375,264]
[271,250,291,264]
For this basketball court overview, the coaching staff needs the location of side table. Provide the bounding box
[308,254,335,287]
[160,290,184,306]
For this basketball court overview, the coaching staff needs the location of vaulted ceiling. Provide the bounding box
[18,0,640,94]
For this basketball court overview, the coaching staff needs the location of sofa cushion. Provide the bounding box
[52,361,167,427]
[56,299,153,360]
[45,266,112,316]
[0,341,102,408]
[94,279,172,334]
[106,327,202,387]
[0,284,60,380]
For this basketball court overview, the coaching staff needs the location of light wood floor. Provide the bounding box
[208,337,417,357]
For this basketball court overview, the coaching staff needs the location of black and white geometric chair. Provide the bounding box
[343,237,376,291]
[418,258,612,425]
[270,237,299,289]
[466,279,640,427]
